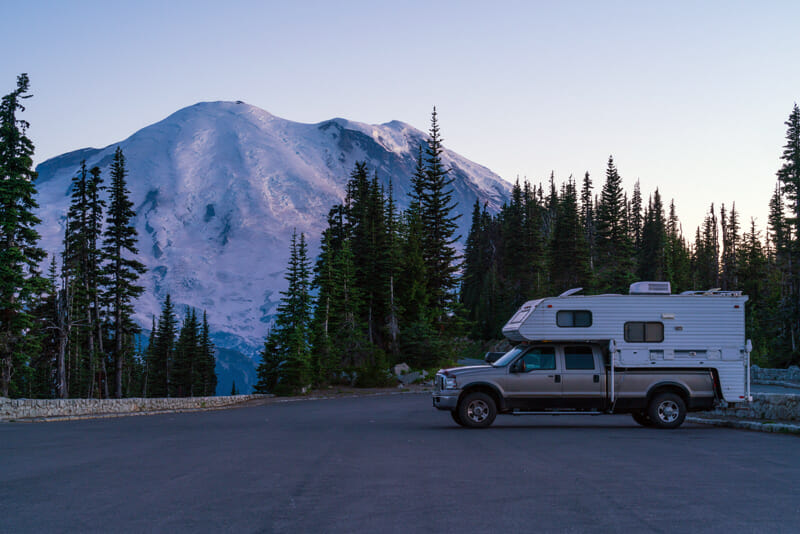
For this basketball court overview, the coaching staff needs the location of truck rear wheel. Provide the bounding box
[458,392,497,428]
[631,412,654,427]
[647,392,687,429]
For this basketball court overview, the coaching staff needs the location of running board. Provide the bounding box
[512,411,606,416]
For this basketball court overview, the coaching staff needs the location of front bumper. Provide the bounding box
[432,391,459,411]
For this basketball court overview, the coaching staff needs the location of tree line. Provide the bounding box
[256,109,466,394]
[0,74,217,399]
[257,103,800,395]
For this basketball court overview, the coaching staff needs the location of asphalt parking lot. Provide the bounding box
[2,392,799,533]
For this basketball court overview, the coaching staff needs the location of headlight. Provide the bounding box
[444,376,457,389]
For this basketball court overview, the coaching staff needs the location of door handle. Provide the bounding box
[554,375,561,383]
[593,375,600,383]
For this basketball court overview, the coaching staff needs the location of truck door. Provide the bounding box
[560,345,605,410]
[501,346,562,410]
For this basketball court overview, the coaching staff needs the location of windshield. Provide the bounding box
[492,346,528,367]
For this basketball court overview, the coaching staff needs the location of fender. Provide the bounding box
[646,380,690,402]
[458,381,506,411]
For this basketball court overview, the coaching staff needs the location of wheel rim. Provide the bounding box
[467,399,489,423]
[657,400,679,423]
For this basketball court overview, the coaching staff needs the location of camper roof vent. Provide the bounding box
[629,281,671,295]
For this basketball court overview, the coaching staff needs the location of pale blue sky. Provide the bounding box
[3,0,799,234]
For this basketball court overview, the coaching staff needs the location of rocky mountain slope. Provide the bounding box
[34,101,511,393]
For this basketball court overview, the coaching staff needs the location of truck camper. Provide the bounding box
[433,282,752,428]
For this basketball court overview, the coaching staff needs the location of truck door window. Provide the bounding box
[521,347,556,371]
[624,321,664,342]
[556,310,592,327]
[564,346,595,370]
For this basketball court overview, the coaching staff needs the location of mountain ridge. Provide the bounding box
[34,100,512,393]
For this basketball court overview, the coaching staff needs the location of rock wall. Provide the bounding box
[702,393,800,422]
[0,394,267,421]
[751,365,800,383]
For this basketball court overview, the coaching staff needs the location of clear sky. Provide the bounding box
[3,0,799,235]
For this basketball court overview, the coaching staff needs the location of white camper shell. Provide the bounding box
[501,282,752,403]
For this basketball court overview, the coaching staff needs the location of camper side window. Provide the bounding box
[556,310,592,327]
[624,322,664,342]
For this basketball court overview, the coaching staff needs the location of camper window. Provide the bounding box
[556,310,592,327]
[624,321,664,342]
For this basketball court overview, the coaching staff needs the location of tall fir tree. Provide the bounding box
[257,231,313,395]
[0,74,46,397]
[549,178,592,292]
[199,311,217,396]
[147,294,177,397]
[100,147,146,398]
[420,107,461,319]
[595,156,635,293]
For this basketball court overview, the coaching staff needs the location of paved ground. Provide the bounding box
[2,392,799,533]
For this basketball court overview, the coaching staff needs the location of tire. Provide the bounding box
[631,411,654,427]
[458,392,497,428]
[647,392,687,429]
[450,409,467,427]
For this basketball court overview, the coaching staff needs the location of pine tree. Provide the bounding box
[580,171,596,278]
[199,311,216,396]
[261,230,312,395]
[173,307,200,397]
[100,147,146,398]
[638,190,667,281]
[666,200,692,291]
[595,156,635,293]
[776,103,800,361]
[549,178,591,292]
[420,107,461,319]
[0,74,46,397]
[147,294,176,397]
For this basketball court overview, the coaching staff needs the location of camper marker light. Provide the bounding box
[547,304,552,308]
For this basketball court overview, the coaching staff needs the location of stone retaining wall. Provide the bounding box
[0,394,268,421]
[751,365,800,383]
[701,393,800,422]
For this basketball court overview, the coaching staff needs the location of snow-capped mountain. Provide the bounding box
[34,101,511,393]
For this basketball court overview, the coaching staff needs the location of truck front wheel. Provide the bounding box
[450,409,466,427]
[647,392,687,429]
[458,392,497,428]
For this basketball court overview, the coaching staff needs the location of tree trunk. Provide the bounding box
[115,304,123,398]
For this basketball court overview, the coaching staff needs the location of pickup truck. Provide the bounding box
[433,343,717,429]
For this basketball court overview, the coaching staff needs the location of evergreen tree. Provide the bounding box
[147,294,176,397]
[549,178,591,292]
[100,147,146,398]
[199,311,217,396]
[420,107,461,318]
[776,103,800,361]
[0,74,46,397]
[638,190,667,281]
[595,156,635,292]
[630,179,643,250]
[258,231,313,395]
[580,171,596,278]
[666,200,692,291]
[173,307,200,397]
[255,328,281,394]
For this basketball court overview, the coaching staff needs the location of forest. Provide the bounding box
[1,71,799,399]
[255,103,800,395]
[0,75,216,399]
